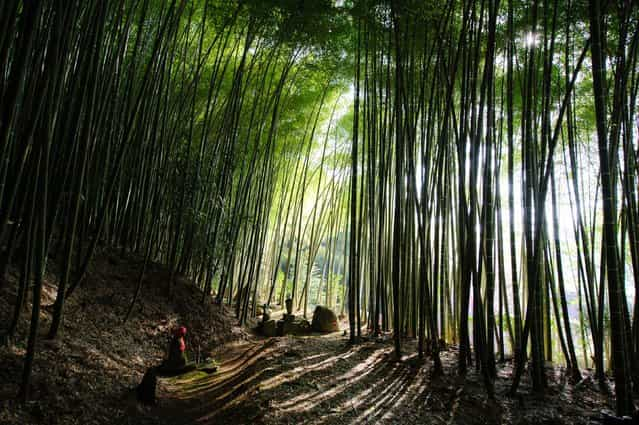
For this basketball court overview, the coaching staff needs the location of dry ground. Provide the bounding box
[149,332,627,425]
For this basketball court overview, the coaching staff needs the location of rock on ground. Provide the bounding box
[311,306,339,333]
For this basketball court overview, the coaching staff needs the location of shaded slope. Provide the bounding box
[0,249,246,425]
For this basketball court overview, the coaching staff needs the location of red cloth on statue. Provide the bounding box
[175,326,187,352]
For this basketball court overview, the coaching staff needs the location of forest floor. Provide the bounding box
[0,250,634,425]
[147,331,629,425]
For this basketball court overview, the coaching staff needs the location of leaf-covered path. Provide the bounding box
[144,333,617,425]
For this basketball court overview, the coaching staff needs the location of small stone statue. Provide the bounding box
[284,297,295,322]
[285,297,293,315]
[159,326,188,372]
[262,304,271,322]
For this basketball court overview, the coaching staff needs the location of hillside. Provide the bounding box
[0,250,246,425]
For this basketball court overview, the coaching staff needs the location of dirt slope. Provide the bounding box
[0,250,246,425]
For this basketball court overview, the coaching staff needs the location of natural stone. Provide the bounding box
[262,319,278,337]
[279,318,311,336]
[311,306,339,333]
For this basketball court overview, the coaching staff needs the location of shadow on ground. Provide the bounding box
[147,333,621,425]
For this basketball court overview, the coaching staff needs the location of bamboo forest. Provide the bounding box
[1,0,639,424]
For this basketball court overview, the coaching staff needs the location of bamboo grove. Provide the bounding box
[1,0,639,416]
[0,0,353,400]
[345,0,639,416]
